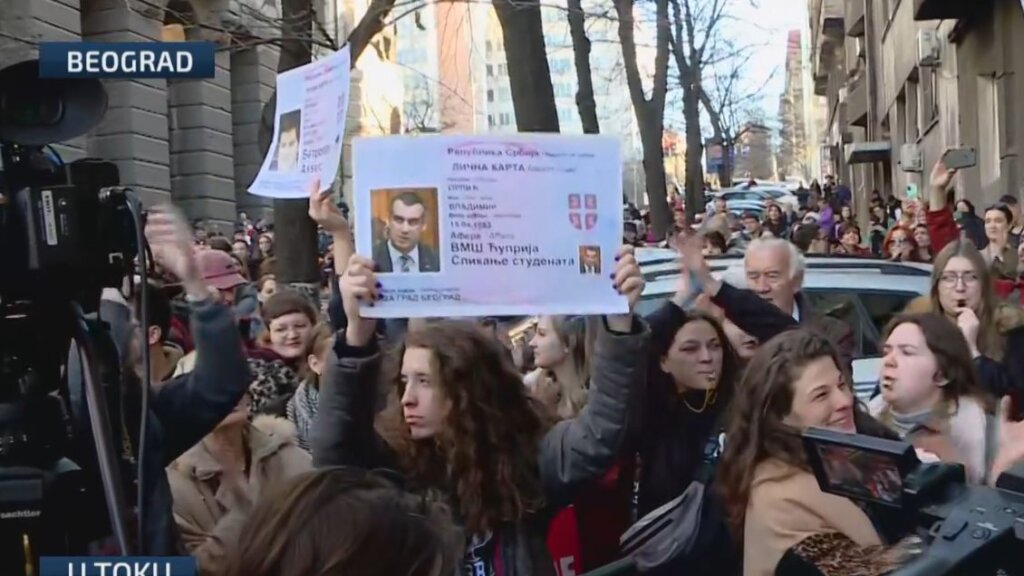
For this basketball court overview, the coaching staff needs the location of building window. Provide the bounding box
[488,114,495,128]
[920,67,938,128]
[486,64,493,77]
[906,79,919,142]
[498,63,507,76]
[499,112,512,125]
[487,89,494,102]
[500,86,511,102]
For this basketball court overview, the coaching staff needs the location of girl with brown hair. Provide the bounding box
[221,467,459,576]
[286,323,334,451]
[869,313,1002,483]
[717,329,1024,576]
[313,247,648,576]
[717,329,900,576]
[905,240,1024,402]
[526,315,591,419]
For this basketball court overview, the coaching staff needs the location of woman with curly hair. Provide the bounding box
[717,327,1024,576]
[313,247,648,576]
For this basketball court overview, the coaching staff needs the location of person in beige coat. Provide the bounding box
[167,394,311,576]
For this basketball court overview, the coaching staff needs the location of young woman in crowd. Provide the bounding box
[249,290,318,416]
[167,392,311,574]
[313,247,648,576]
[718,329,1024,576]
[633,278,743,576]
[903,240,1024,401]
[883,225,921,262]
[763,203,789,240]
[221,467,459,576]
[525,315,632,573]
[981,203,1018,280]
[834,223,869,256]
[526,315,590,419]
[286,323,334,451]
[912,224,932,262]
[869,313,997,483]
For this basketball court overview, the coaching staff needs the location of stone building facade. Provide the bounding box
[810,0,1023,216]
[0,0,279,231]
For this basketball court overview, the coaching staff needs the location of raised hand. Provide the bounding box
[145,205,205,298]
[929,156,956,191]
[339,254,379,346]
[955,308,981,357]
[307,178,350,236]
[606,245,643,333]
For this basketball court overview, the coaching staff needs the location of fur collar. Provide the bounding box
[169,415,300,480]
[869,395,990,484]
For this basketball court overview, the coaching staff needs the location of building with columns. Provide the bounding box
[0,0,280,231]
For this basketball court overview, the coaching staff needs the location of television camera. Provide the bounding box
[0,58,147,574]
[803,427,1024,575]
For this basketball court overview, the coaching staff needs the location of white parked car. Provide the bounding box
[636,249,933,401]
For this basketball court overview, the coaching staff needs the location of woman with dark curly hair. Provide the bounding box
[313,247,649,576]
[221,467,461,576]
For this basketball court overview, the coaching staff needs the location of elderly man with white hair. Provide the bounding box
[680,236,855,369]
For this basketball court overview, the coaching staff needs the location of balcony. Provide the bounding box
[845,75,868,128]
[913,0,973,21]
[813,0,844,93]
[846,0,865,37]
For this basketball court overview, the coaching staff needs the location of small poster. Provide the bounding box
[352,134,625,318]
[248,46,351,198]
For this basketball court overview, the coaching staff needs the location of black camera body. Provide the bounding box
[803,428,1024,575]
[0,58,140,572]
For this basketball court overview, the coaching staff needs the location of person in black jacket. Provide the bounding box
[70,205,251,555]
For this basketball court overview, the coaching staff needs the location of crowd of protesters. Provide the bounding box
[76,155,1024,576]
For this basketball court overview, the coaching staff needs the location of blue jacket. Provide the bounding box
[68,298,251,555]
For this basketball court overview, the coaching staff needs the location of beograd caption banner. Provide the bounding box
[353,134,626,318]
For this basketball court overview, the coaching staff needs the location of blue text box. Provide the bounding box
[39,42,215,79]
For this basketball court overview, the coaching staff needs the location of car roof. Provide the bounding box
[641,271,931,298]
[636,248,933,282]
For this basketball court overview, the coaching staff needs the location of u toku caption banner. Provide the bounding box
[352,134,625,318]
[248,46,351,198]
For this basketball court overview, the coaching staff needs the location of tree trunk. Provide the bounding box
[257,0,399,289]
[720,141,734,188]
[567,0,599,134]
[269,0,316,286]
[616,0,671,238]
[682,78,704,224]
[493,0,559,131]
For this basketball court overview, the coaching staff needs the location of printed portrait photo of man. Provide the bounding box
[579,245,601,275]
[272,109,301,172]
[372,190,440,273]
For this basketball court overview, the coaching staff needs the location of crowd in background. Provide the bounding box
[80,160,1024,576]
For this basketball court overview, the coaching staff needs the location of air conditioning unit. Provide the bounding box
[918,29,941,67]
[900,143,923,172]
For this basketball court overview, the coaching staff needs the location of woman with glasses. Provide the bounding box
[313,247,648,576]
[902,240,1024,404]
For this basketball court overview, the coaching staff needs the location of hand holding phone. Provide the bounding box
[941,147,977,170]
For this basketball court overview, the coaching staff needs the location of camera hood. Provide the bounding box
[0,59,108,146]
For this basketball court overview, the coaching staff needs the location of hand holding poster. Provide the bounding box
[248,46,351,198]
[352,134,625,318]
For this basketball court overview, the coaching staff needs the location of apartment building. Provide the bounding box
[810,0,1024,216]
[0,0,282,228]
[778,30,809,181]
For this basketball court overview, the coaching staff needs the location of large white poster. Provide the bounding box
[248,46,350,198]
[353,134,626,318]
